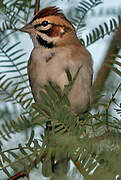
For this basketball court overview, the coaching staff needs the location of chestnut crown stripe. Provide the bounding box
[32,6,65,22]
[31,6,73,27]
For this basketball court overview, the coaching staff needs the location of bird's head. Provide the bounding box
[20,6,76,48]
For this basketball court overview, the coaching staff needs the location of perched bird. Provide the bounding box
[20,6,93,177]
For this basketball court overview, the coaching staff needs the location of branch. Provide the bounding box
[71,157,93,180]
[7,155,44,180]
[34,0,40,15]
[92,25,121,102]
[8,171,29,180]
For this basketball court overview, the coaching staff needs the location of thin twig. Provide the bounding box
[8,171,28,180]
[34,0,40,15]
[7,144,48,180]
[94,131,121,140]
[8,157,41,180]
[108,83,121,108]
[105,83,121,131]
[93,131,110,141]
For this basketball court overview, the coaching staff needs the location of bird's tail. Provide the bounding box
[42,121,70,178]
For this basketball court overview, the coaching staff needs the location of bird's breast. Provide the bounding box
[28,47,70,101]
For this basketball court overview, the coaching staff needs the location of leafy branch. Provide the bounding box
[81,16,121,46]
[75,0,102,33]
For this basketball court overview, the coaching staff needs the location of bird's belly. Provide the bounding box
[28,58,69,101]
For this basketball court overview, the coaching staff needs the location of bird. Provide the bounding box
[20,6,93,177]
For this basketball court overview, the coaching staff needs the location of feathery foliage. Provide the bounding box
[81,15,121,46]
[0,131,45,178]
[0,42,33,111]
[72,0,102,35]
[105,55,121,77]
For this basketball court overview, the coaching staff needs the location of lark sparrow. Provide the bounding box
[20,6,93,176]
[20,6,93,113]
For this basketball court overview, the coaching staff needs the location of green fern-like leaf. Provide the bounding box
[0,20,16,32]
[71,0,102,35]
[0,42,33,111]
[105,55,121,77]
[0,113,32,144]
[81,16,121,46]
[0,0,33,24]
[0,135,45,178]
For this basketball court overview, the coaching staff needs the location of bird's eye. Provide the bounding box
[41,21,49,27]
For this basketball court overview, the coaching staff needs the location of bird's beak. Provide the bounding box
[19,23,33,33]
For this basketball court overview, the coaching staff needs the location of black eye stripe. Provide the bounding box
[34,24,41,28]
